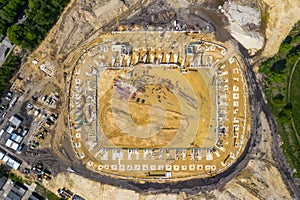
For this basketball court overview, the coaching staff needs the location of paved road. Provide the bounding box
[242,53,300,199]
[4,46,296,197]
[57,45,300,197]
[4,41,298,197]
[1,2,297,194]
[0,38,14,66]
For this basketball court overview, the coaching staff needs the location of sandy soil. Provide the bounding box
[44,172,186,200]
[261,0,300,58]
[9,0,295,198]
[43,111,290,200]
[96,67,213,148]
[202,111,290,199]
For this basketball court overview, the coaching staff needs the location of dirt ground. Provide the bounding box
[207,111,291,200]
[8,0,296,198]
[260,0,300,58]
[43,172,184,200]
[43,111,290,200]
[96,67,213,148]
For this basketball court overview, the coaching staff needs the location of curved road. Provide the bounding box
[243,54,300,199]
[16,2,299,194]
[65,45,300,197]
[56,40,263,194]
[19,41,299,198]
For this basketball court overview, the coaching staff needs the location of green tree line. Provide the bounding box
[0,54,20,93]
[0,0,27,35]
[259,31,300,83]
[2,0,69,51]
[259,20,300,177]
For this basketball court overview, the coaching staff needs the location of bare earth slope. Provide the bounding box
[221,0,300,57]
[261,0,300,58]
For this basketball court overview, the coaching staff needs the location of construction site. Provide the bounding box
[67,31,251,180]
[1,0,299,198]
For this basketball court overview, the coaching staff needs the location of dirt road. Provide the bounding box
[287,58,300,139]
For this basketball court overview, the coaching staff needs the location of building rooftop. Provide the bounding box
[11,183,27,197]
[6,190,22,200]
[5,183,27,200]
[6,126,14,134]
[0,177,8,190]
[72,194,85,200]
[21,129,29,137]
[5,139,19,151]
[0,149,6,159]
[29,192,44,200]
[10,133,23,144]
[2,155,21,170]
[9,116,22,128]
[0,129,4,137]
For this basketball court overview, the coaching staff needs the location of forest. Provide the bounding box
[1,0,69,50]
[0,0,70,95]
[259,21,300,177]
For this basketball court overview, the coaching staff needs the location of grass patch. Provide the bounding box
[8,172,23,184]
[35,182,60,200]
[291,61,300,138]
[0,165,56,199]
[260,20,300,178]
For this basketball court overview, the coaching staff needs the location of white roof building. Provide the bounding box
[0,150,5,160]
[11,133,23,144]
[5,139,19,151]
[9,116,22,127]
[21,129,28,137]
[32,59,38,65]
[166,171,172,178]
[2,155,21,170]
[0,129,4,137]
[7,158,21,170]
[6,126,14,134]
[2,155,9,162]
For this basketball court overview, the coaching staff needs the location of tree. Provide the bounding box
[1,0,70,50]
[292,35,300,44]
[0,0,9,7]
[274,93,284,104]
[7,24,24,45]
[3,7,17,24]
[283,36,293,44]
[0,0,26,35]
[279,43,292,53]
[269,72,285,83]
[287,51,300,65]
[0,20,8,35]
[278,108,292,124]
[271,59,286,72]
[259,58,274,74]
[25,30,36,41]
